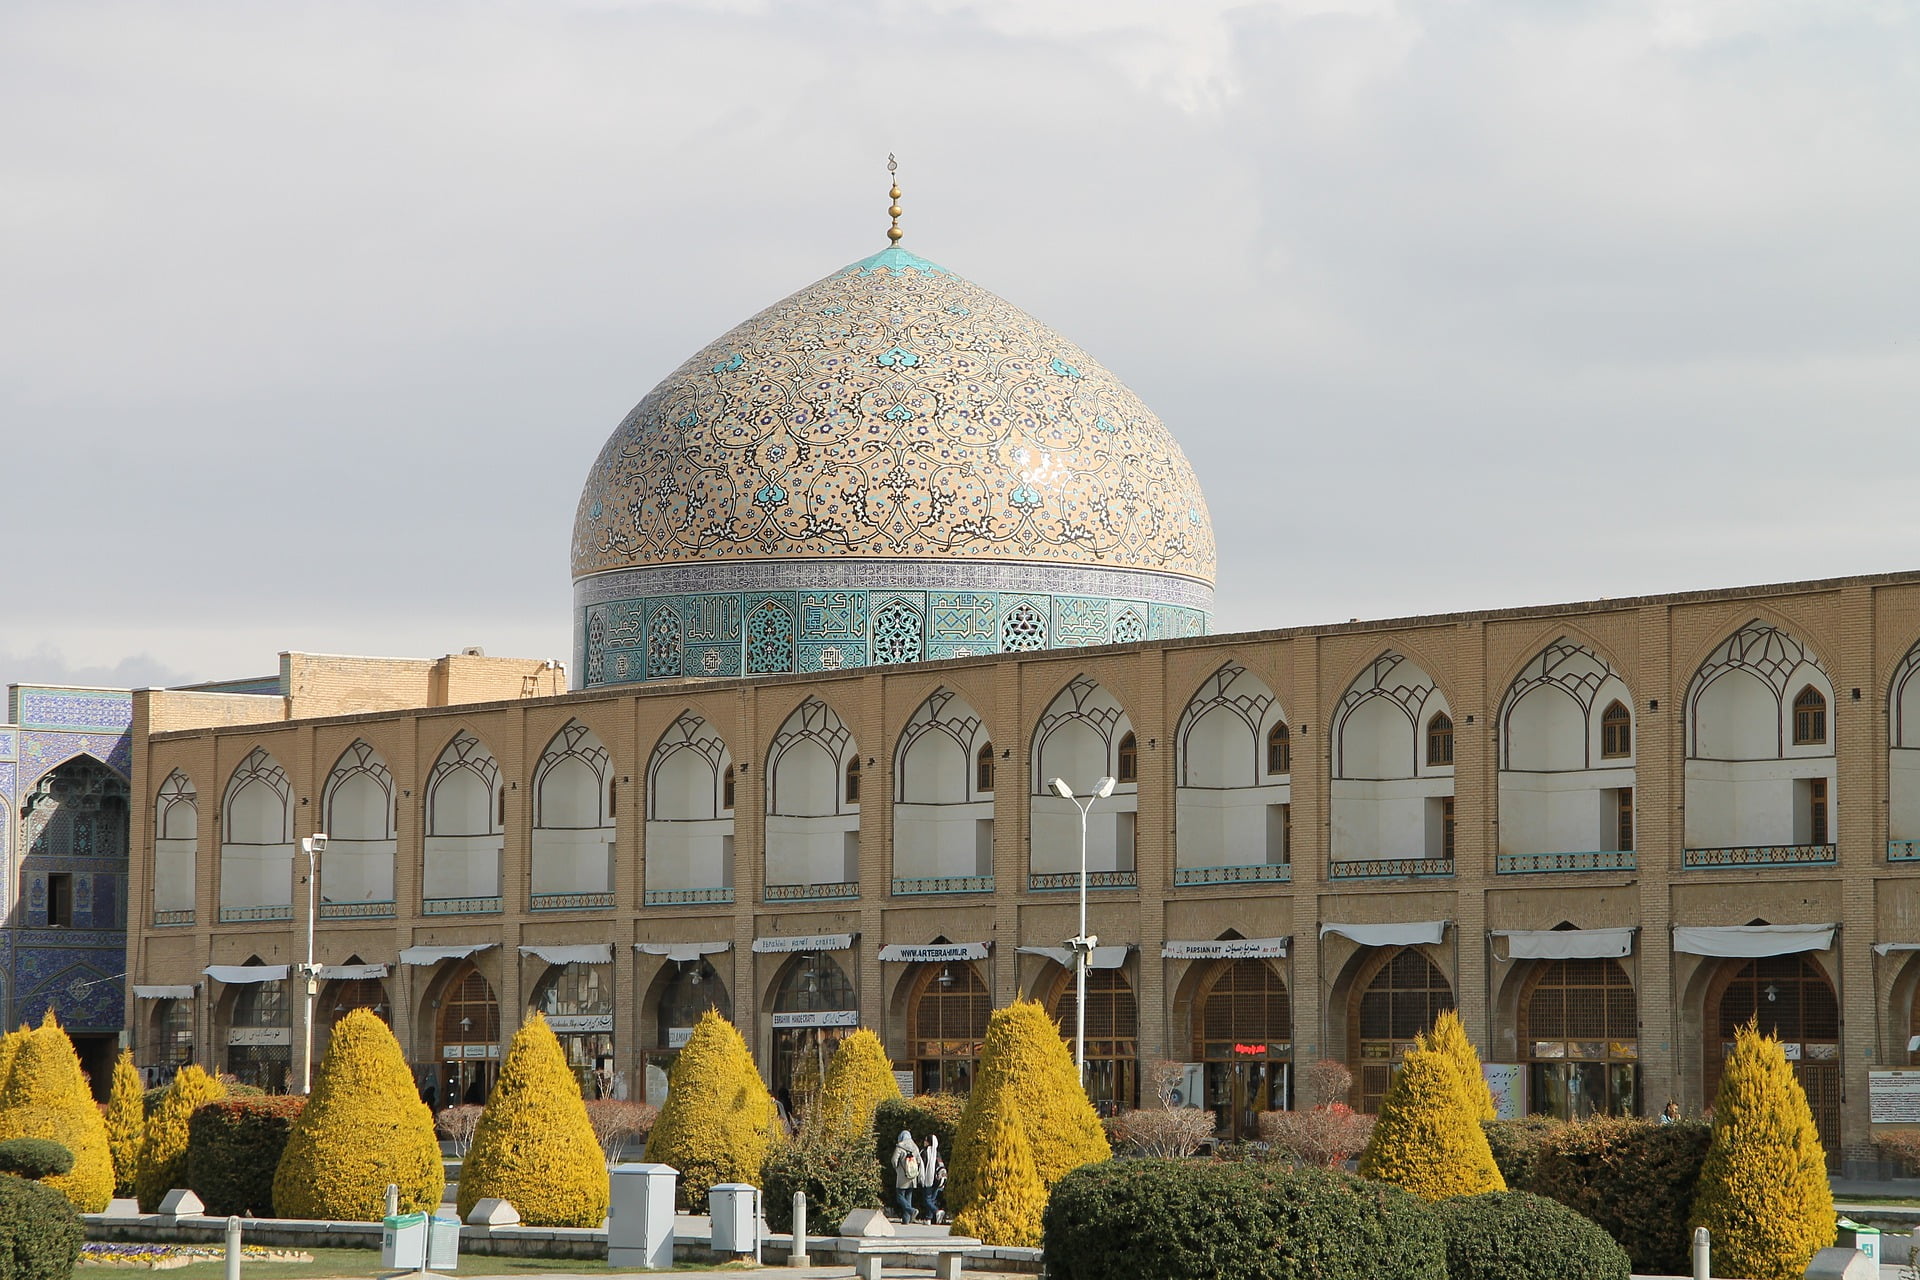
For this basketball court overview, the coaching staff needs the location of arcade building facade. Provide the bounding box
[121,569,1920,1169]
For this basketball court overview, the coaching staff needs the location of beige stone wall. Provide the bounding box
[124,571,1920,1159]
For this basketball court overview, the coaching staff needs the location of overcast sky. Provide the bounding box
[3,0,1915,690]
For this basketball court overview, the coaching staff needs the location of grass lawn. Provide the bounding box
[1835,1195,1920,1207]
[86,1248,755,1278]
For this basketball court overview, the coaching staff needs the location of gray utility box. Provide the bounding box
[381,1212,428,1271]
[609,1162,678,1270]
[1836,1217,1881,1262]
[709,1183,762,1258]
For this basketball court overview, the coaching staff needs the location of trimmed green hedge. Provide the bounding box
[762,1130,882,1233]
[1041,1159,1445,1280]
[0,1140,72,1182]
[1434,1191,1630,1280]
[0,1173,82,1280]
[186,1096,306,1217]
[1527,1117,1710,1275]
[1481,1117,1563,1190]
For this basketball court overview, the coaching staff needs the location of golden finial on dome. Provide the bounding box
[887,153,903,243]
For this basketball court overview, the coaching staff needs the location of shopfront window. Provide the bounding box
[1350,947,1453,1114]
[532,963,614,1097]
[771,952,856,1118]
[912,962,989,1097]
[1521,958,1637,1119]
[436,962,501,1108]
[1191,959,1289,1138]
[1053,966,1140,1116]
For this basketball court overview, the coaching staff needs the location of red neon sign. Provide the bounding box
[1233,1043,1267,1056]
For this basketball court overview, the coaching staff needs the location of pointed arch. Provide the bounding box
[219,748,293,922]
[153,771,197,923]
[1330,654,1454,871]
[1683,621,1837,859]
[894,688,995,893]
[531,719,616,907]
[423,731,504,911]
[1176,663,1291,881]
[1030,675,1138,888]
[318,740,397,913]
[766,699,861,899]
[644,712,735,905]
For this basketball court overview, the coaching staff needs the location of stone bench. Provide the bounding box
[845,1239,976,1280]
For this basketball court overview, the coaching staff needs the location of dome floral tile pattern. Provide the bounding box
[571,247,1215,584]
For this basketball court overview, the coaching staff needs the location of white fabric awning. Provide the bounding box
[1017,944,1130,970]
[398,943,498,966]
[636,941,733,962]
[879,943,989,963]
[752,934,854,954]
[1673,924,1836,958]
[1908,1035,1920,1052]
[133,985,195,999]
[1876,942,1920,956]
[1495,928,1636,960]
[1319,921,1448,948]
[203,965,288,984]
[317,964,388,981]
[1161,938,1289,960]
[519,944,613,966]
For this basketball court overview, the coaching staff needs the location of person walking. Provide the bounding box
[917,1133,945,1225]
[890,1129,922,1223]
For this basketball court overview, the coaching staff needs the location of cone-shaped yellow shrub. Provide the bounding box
[135,1065,226,1211]
[951,1098,1046,1247]
[646,1010,782,1212]
[814,1030,900,1142]
[1424,1009,1497,1122]
[1690,1022,1835,1280]
[0,1027,30,1099]
[0,1015,115,1211]
[1358,1047,1505,1201]
[456,1013,607,1227]
[949,1000,1107,1217]
[272,1010,443,1221]
[105,1051,145,1197]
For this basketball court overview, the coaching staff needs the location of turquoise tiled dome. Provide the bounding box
[571,245,1213,687]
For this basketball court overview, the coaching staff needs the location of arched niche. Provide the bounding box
[153,771,197,923]
[893,689,994,891]
[1175,664,1290,883]
[426,960,501,1109]
[642,958,732,1107]
[1029,677,1138,887]
[906,959,991,1096]
[423,732,504,910]
[219,957,290,1093]
[766,951,857,1108]
[531,721,616,906]
[765,700,860,897]
[219,749,294,920]
[1186,957,1290,1137]
[1890,641,1920,854]
[1329,654,1454,871]
[1683,623,1837,858]
[1496,641,1637,869]
[1517,957,1638,1118]
[528,962,615,1097]
[320,741,397,909]
[1700,953,1839,1165]
[1346,946,1454,1113]
[645,714,735,904]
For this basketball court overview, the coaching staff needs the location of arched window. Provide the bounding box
[226,967,290,1092]
[1600,701,1632,759]
[531,964,613,1096]
[434,962,501,1108]
[1190,959,1288,1137]
[976,744,995,794]
[1426,714,1455,767]
[1267,722,1291,775]
[722,765,736,811]
[1520,957,1637,1118]
[1350,948,1454,1113]
[1709,955,1839,1161]
[148,999,193,1072]
[1116,732,1139,784]
[911,962,991,1095]
[1793,686,1828,746]
[1052,966,1140,1116]
[771,952,857,1107]
[844,758,862,804]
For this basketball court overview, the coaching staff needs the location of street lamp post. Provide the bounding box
[296,833,328,1095]
[1049,776,1114,1083]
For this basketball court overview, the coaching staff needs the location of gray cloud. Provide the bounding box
[3,0,1914,682]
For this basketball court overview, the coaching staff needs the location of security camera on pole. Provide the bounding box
[1048,776,1114,1084]
[296,833,328,1095]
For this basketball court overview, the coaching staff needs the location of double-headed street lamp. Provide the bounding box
[1048,775,1114,1082]
[296,833,328,1095]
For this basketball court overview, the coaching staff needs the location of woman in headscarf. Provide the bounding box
[917,1132,945,1225]
[890,1129,921,1223]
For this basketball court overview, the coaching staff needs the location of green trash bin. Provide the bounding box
[382,1211,429,1270]
[1836,1216,1881,1263]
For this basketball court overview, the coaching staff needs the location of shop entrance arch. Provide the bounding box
[908,961,989,1097]
[1189,958,1288,1137]
[1704,954,1839,1166]
[1518,957,1637,1118]
[435,961,501,1107]
[1349,947,1453,1114]
[1048,964,1139,1116]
